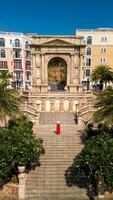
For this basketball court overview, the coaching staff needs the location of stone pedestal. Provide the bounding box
[18,173,27,200]
[69,85,83,93]
[41,85,48,93]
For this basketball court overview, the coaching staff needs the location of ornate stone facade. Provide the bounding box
[31,35,85,93]
[22,35,96,114]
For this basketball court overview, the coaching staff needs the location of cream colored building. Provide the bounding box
[0,32,32,89]
[76,28,113,89]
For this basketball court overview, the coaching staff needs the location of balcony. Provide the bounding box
[26,66,31,72]
[13,43,22,48]
[25,45,31,50]
[0,61,8,70]
[0,67,7,70]
[25,56,31,61]
[14,68,23,71]
[13,54,22,59]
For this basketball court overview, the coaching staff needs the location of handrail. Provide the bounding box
[20,104,38,114]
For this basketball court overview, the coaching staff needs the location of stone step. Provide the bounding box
[25,121,86,200]
[25,187,85,193]
[25,193,87,199]
[39,112,76,124]
[26,198,88,200]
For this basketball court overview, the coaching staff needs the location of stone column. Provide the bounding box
[73,54,79,85]
[79,49,84,84]
[36,54,41,85]
[32,54,36,85]
[67,57,71,87]
[44,55,48,85]
[41,54,45,84]
[36,53,40,68]
[70,54,74,84]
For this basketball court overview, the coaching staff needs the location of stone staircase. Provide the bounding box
[25,122,88,200]
[39,112,76,124]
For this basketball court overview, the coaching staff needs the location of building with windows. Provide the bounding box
[0,32,32,89]
[76,28,113,89]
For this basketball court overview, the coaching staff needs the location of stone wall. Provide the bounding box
[0,183,18,200]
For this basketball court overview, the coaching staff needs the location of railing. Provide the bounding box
[78,104,96,116]
[20,104,38,115]
[13,55,22,59]
[13,43,22,48]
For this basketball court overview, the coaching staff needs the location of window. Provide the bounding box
[14,39,20,47]
[0,38,5,47]
[101,37,107,42]
[101,47,106,53]
[16,72,20,79]
[86,58,91,66]
[26,72,30,80]
[14,60,22,69]
[10,39,12,44]
[86,47,91,55]
[100,58,106,64]
[14,50,21,58]
[0,49,6,58]
[26,50,31,60]
[26,61,31,70]
[101,37,104,42]
[15,72,23,80]
[11,61,13,65]
[87,36,92,44]
[25,41,29,49]
[105,37,107,42]
[86,69,90,77]
[0,61,7,69]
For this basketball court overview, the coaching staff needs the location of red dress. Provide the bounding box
[56,122,60,135]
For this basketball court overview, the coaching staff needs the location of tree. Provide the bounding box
[0,70,13,88]
[0,117,45,186]
[66,129,113,198]
[91,65,113,90]
[0,71,21,126]
[93,86,113,124]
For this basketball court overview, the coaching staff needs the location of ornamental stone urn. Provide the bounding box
[18,166,25,174]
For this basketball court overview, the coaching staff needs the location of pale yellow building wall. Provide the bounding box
[91,45,113,70]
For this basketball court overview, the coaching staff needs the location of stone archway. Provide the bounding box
[45,100,51,112]
[64,100,70,112]
[54,100,60,112]
[48,57,67,91]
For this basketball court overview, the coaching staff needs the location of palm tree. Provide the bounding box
[0,70,13,88]
[93,86,113,124]
[91,65,113,90]
[0,71,22,126]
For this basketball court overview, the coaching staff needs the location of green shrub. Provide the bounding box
[66,133,113,198]
[0,116,44,186]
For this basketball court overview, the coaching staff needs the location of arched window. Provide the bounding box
[101,47,106,53]
[25,41,29,49]
[86,47,91,55]
[1,49,6,58]
[87,36,92,44]
[0,38,5,47]
[15,39,20,47]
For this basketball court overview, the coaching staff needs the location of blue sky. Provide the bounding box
[0,0,113,34]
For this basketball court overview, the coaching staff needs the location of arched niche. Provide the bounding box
[48,57,67,91]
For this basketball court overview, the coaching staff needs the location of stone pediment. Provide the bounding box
[40,39,75,47]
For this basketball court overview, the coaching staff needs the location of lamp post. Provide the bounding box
[74,100,79,125]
